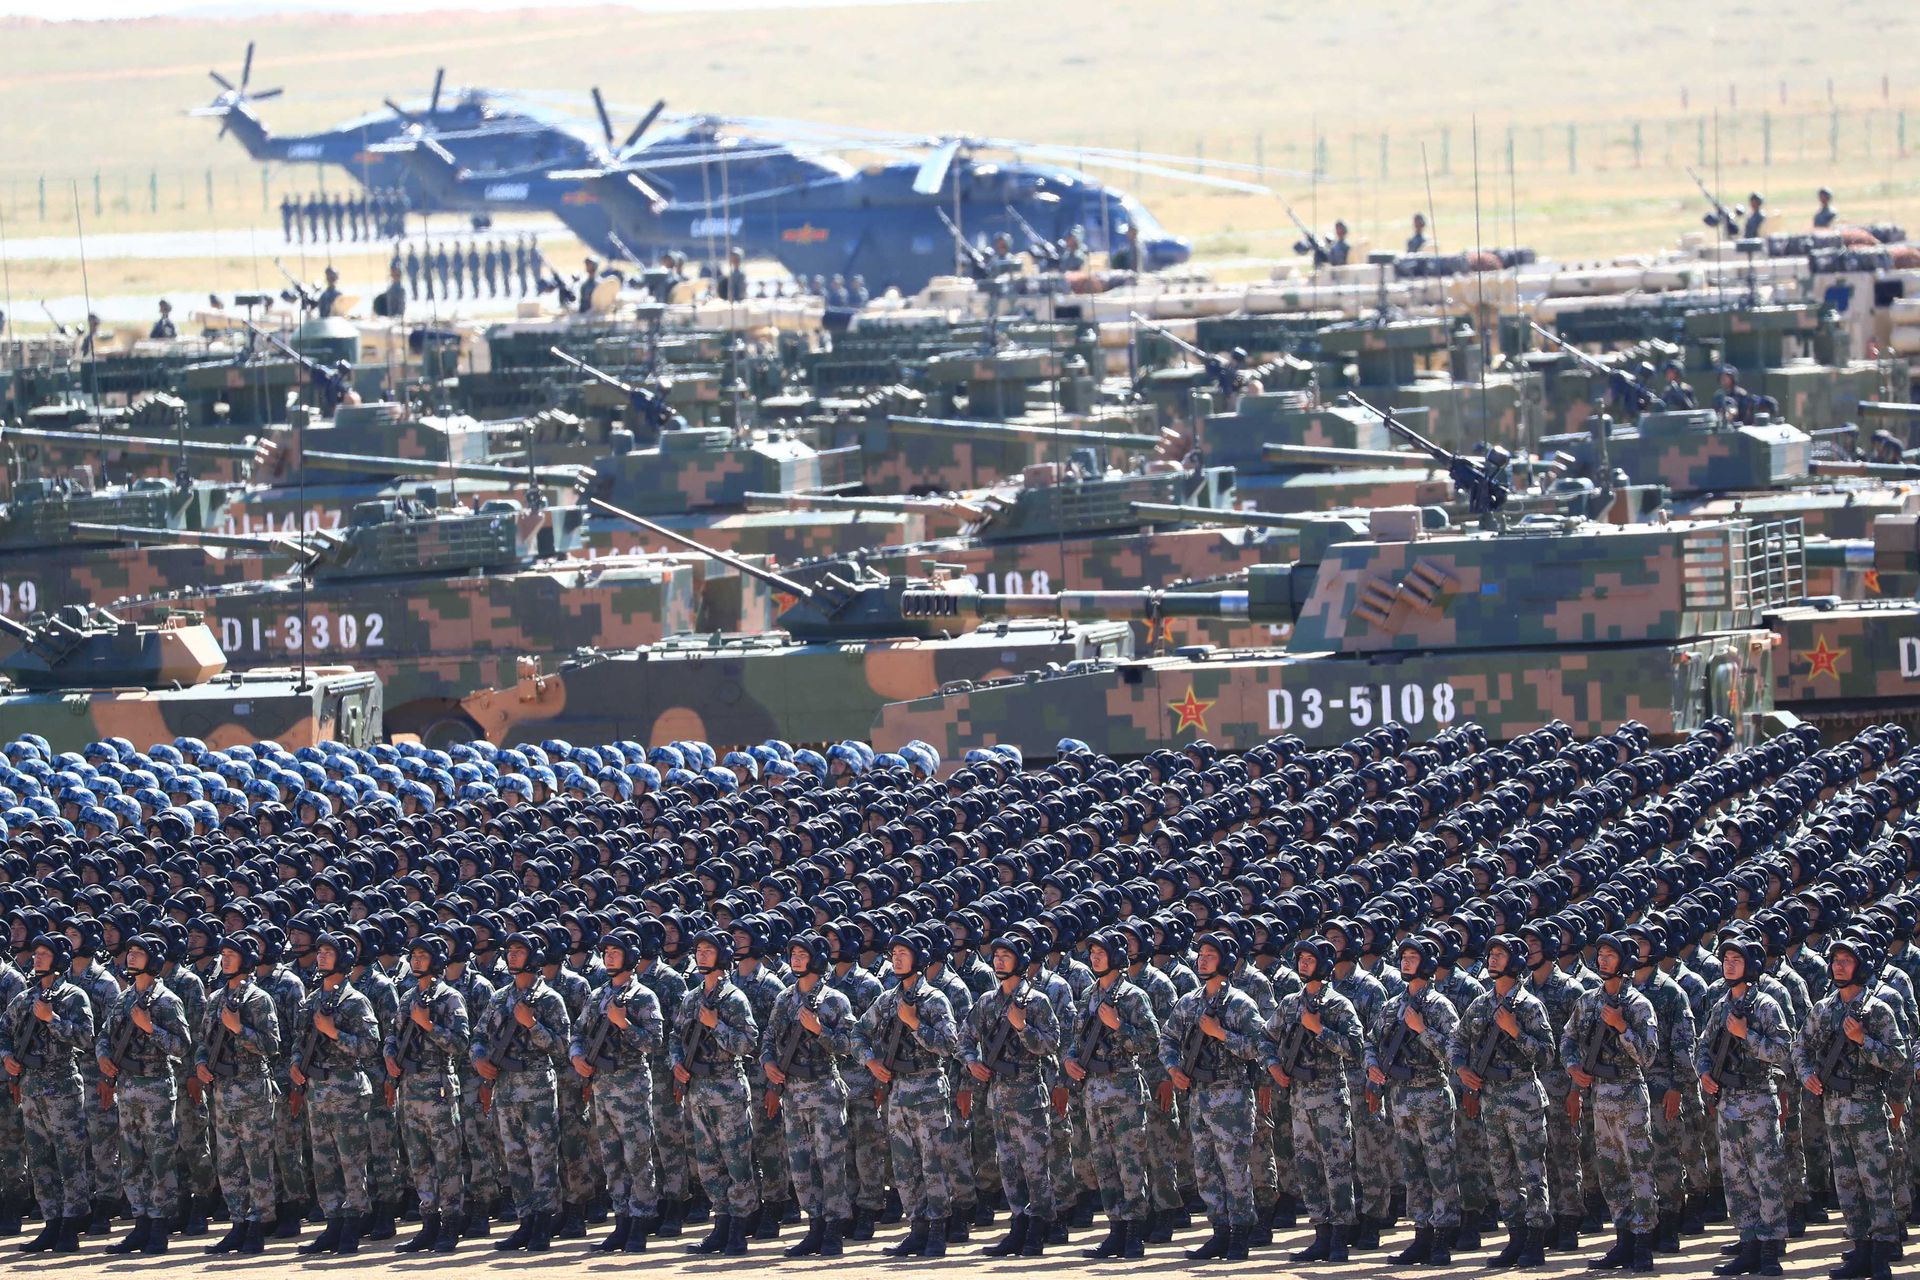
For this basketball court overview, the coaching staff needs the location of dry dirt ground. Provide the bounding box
[11,1210,1875,1280]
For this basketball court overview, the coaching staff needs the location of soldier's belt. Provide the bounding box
[890,1062,942,1080]
[1078,1058,1119,1078]
[1481,1064,1517,1082]
[685,1058,741,1080]
[1395,1067,1448,1086]
[302,1062,340,1082]
[1585,1062,1625,1081]
[1717,1070,1774,1093]
[1820,1074,1856,1096]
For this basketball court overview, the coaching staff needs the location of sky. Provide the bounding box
[1,0,970,19]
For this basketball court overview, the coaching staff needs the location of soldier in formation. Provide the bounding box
[0,715,1907,1274]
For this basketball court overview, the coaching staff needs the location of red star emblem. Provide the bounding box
[1169,686,1213,734]
[1802,637,1843,681]
[781,223,829,245]
[1864,569,1882,595]
[1141,617,1179,646]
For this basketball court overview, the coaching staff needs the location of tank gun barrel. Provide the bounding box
[4,426,259,462]
[550,347,636,393]
[1343,391,1509,514]
[295,448,588,487]
[901,584,1269,623]
[1128,501,1308,531]
[742,491,988,521]
[887,416,1159,451]
[587,497,817,600]
[67,521,313,558]
[1857,401,1920,423]
[1261,442,1439,469]
[1808,458,1920,480]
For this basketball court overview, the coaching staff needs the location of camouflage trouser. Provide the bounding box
[1044,1063,1074,1211]
[1187,1079,1255,1228]
[270,1063,311,1203]
[213,1073,279,1223]
[968,1079,998,1202]
[0,1089,28,1204]
[1681,1085,1714,1196]
[590,1067,657,1218]
[1646,1080,1687,1208]
[986,1071,1054,1219]
[458,1071,502,1207]
[556,1072,594,1207]
[1826,1098,1900,1243]
[1781,1088,1808,1207]
[1480,1076,1550,1229]
[1544,1073,1582,1214]
[1591,1078,1656,1233]
[1083,1070,1150,1222]
[1250,1081,1278,1211]
[116,1073,180,1219]
[1146,1074,1185,1211]
[1347,1068,1393,1219]
[1714,1088,1787,1241]
[177,1068,216,1201]
[745,1076,790,1206]
[304,1075,373,1216]
[1801,1088,1831,1202]
[845,1078,889,1213]
[1389,1079,1460,1229]
[687,1070,757,1218]
[777,1076,850,1221]
[367,1090,403,1204]
[492,1068,561,1217]
[79,1062,120,1199]
[942,1065,977,1211]
[397,1071,464,1215]
[1456,1088,1491,1213]
[20,1079,91,1217]
[1287,1079,1354,1227]
[648,1060,689,1201]
[882,1068,953,1221]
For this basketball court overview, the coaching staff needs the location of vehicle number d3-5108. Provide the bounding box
[1269,682,1457,731]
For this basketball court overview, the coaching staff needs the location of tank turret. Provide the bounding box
[0,606,224,691]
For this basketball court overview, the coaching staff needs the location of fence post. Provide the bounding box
[1253,131,1264,180]
[261,168,271,212]
[206,168,214,212]
[1632,121,1642,167]
[1567,123,1576,173]
[1901,109,1908,159]
[1829,109,1840,162]
[1194,137,1204,176]
[93,171,102,216]
[1379,131,1388,180]
[1762,112,1771,165]
[149,170,158,214]
[1697,117,1706,165]
[37,175,45,221]
[1440,125,1450,175]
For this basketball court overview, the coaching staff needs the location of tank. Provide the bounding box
[0,606,383,752]
[456,502,1136,751]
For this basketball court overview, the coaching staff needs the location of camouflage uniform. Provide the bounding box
[1230,964,1279,1218]
[634,958,689,1209]
[448,964,502,1216]
[1528,962,1587,1231]
[963,978,1061,1223]
[254,965,309,1209]
[858,980,960,1223]
[388,975,470,1219]
[1065,976,1159,1225]
[544,964,595,1216]
[98,982,190,1222]
[734,961,791,1211]
[1332,965,1392,1226]
[949,951,999,1207]
[1451,982,1556,1231]
[199,978,282,1225]
[1128,960,1186,1218]
[1434,966,1490,1219]
[572,975,664,1220]
[1695,987,1791,1243]
[1561,983,1659,1235]
[1268,983,1363,1227]
[1160,979,1265,1229]
[350,965,403,1212]
[1633,967,1698,1234]
[1794,989,1910,1249]
[471,977,572,1218]
[292,980,380,1219]
[163,963,213,1212]
[1,977,95,1219]
[827,961,887,1219]
[669,976,761,1219]
[68,959,124,1203]
[761,980,860,1223]
[0,962,29,1215]
[1370,985,1461,1232]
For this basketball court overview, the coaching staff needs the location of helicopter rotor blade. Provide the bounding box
[912,137,961,195]
[621,98,666,152]
[208,70,236,92]
[384,97,418,123]
[241,41,254,92]
[429,67,445,115]
[251,87,284,102]
[591,86,615,147]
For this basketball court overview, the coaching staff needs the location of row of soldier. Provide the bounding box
[0,718,1912,1273]
[280,190,410,245]
[399,236,540,304]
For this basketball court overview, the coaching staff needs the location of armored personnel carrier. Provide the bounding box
[456,501,1135,751]
[0,606,382,752]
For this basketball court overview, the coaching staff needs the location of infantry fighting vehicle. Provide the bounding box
[0,606,382,752]
[456,500,1135,751]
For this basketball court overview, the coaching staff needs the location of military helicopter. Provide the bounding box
[192,43,600,210]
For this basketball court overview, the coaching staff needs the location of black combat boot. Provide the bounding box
[655,1198,682,1237]
[784,1215,824,1257]
[361,1202,396,1241]
[1755,1238,1783,1277]
[1712,1238,1759,1276]
[554,1201,585,1239]
[1490,1226,1525,1267]
[722,1212,750,1255]
[596,1214,632,1253]
[495,1210,536,1251]
[202,1218,246,1255]
[144,1215,171,1254]
[1147,1207,1174,1243]
[463,1203,492,1239]
[689,1212,731,1254]
[1047,1213,1068,1244]
[1830,1243,1871,1279]
[106,1215,152,1254]
[919,1214,945,1258]
[972,1199,994,1227]
[1071,1191,1096,1227]
[1084,1218,1126,1259]
[1455,1216,1482,1250]
[846,1206,876,1241]
[1554,1214,1581,1252]
[879,1189,902,1224]
[1627,1230,1653,1273]
[271,1199,300,1239]
[982,1212,1027,1256]
[397,1211,441,1252]
[1518,1226,1547,1268]
[88,1197,114,1234]
[1788,1204,1807,1239]
[1122,1218,1145,1258]
[0,1194,19,1237]
[1187,1221,1230,1261]
[1867,1240,1896,1280]
[1327,1222,1351,1262]
[1426,1224,1455,1266]
[1289,1222,1330,1263]
[1022,1216,1049,1256]
[1247,1210,1273,1248]
[1224,1223,1249,1261]
[1589,1224,1633,1270]
[1654,1211,1680,1253]
[526,1210,554,1252]
[819,1216,842,1257]
[236,1218,266,1254]
[946,1209,971,1243]
[334,1212,361,1256]
[1394,1224,1435,1264]
[298,1216,342,1254]
[1270,1193,1299,1230]
[432,1211,462,1252]
[624,1214,651,1253]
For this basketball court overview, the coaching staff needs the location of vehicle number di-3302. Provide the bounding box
[218,611,387,654]
[1269,682,1458,731]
